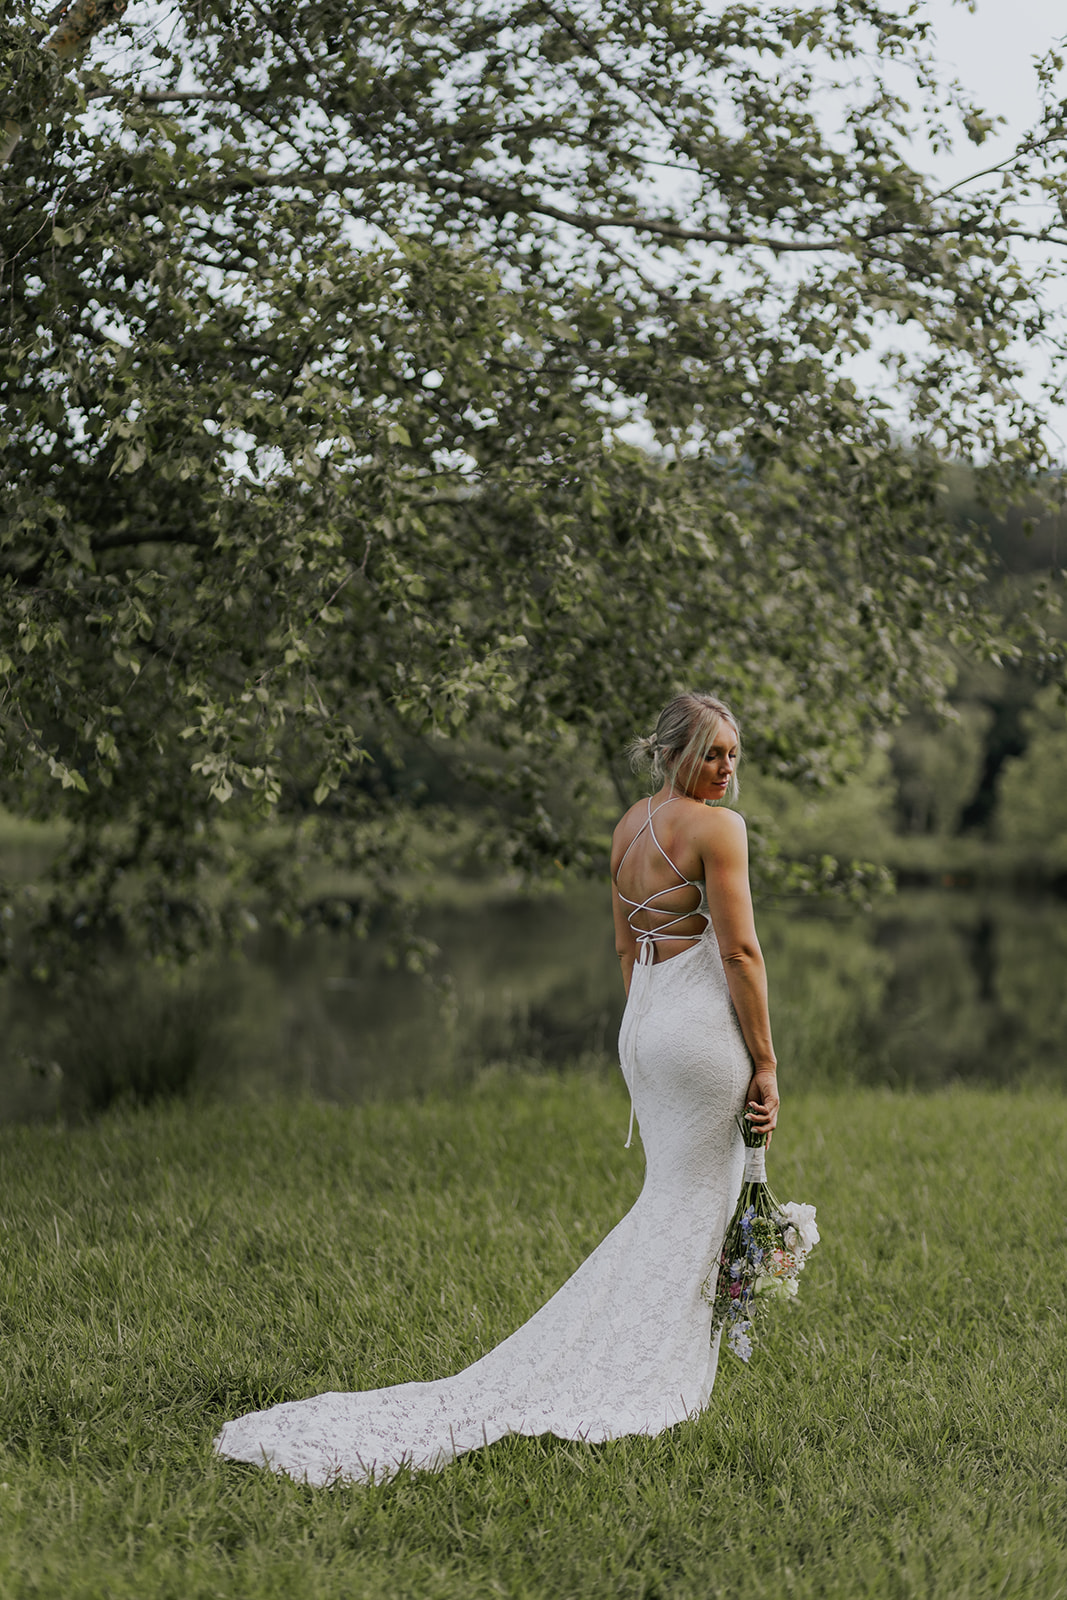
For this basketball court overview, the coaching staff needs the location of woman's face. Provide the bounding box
[680,723,739,802]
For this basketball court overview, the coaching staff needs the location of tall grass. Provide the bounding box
[1,1073,1065,1598]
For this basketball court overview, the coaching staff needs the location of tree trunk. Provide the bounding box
[45,0,129,60]
[0,118,20,165]
[0,0,129,167]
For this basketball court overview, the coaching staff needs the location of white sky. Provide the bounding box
[922,0,1060,173]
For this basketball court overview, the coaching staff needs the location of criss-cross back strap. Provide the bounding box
[614,798,708,945]
[615,797,711,1150]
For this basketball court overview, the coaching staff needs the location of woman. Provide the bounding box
[215,692,779,1484]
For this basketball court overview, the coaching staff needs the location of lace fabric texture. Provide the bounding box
[214,928,750,1485]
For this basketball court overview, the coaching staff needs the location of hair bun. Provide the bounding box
[627,692,740,794]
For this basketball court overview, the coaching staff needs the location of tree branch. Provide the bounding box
[538,2,682,145]
[933,130,1067,200]
[91,527,212,553]
[172,163,1067,258]
[84,88,256,106]
[0,526,212,583]
[43,0,128,58]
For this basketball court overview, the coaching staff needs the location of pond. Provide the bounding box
[2,883,1065,1122]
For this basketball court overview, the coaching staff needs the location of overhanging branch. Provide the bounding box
[0,526,212,584]
[157,162,1067,258]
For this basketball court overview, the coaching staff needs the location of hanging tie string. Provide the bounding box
[622,936,657,1149]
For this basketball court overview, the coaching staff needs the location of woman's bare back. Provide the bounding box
[611,795,712,960]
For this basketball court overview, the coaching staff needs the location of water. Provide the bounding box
[760,890,1067,1089]
[2,884,1065,1121]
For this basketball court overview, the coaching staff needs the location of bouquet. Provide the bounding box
[701,1117,820,1362]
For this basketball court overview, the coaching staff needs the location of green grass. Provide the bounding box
[1,1074,1066,1599]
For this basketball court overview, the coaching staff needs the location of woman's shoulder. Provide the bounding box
[688,803,747,859]
[654,800,747,882]
[699,804,746,835]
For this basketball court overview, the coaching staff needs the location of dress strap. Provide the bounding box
[612,797,656,883]
[614,797,709,948]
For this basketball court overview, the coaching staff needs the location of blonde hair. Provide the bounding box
[629,692,741,801]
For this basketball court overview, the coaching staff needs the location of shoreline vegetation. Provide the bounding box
[4,732,1067,1124]
[3,648,1066,928]
[1,1077,1065,1600]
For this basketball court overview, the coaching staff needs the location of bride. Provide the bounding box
[215,691,780,1484]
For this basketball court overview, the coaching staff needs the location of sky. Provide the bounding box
[922,0,1060,167]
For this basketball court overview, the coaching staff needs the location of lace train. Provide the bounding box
[214,929,749,1484]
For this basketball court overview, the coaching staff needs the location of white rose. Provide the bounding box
[755,1273,793,1300]
[777,1202,820,1257]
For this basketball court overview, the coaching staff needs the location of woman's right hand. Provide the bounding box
[744,1068,779,1144]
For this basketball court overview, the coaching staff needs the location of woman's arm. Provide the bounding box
[697,808,780,1136]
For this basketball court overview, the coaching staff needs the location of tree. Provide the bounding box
[1,0,1065,964]
[0,0,130,166]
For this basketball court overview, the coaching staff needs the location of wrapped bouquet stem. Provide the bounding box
[701,1116,820,1362]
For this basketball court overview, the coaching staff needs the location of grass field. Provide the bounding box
[1,1072,1066,1600]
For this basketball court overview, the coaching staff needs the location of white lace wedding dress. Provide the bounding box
[215,804,750,1485]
